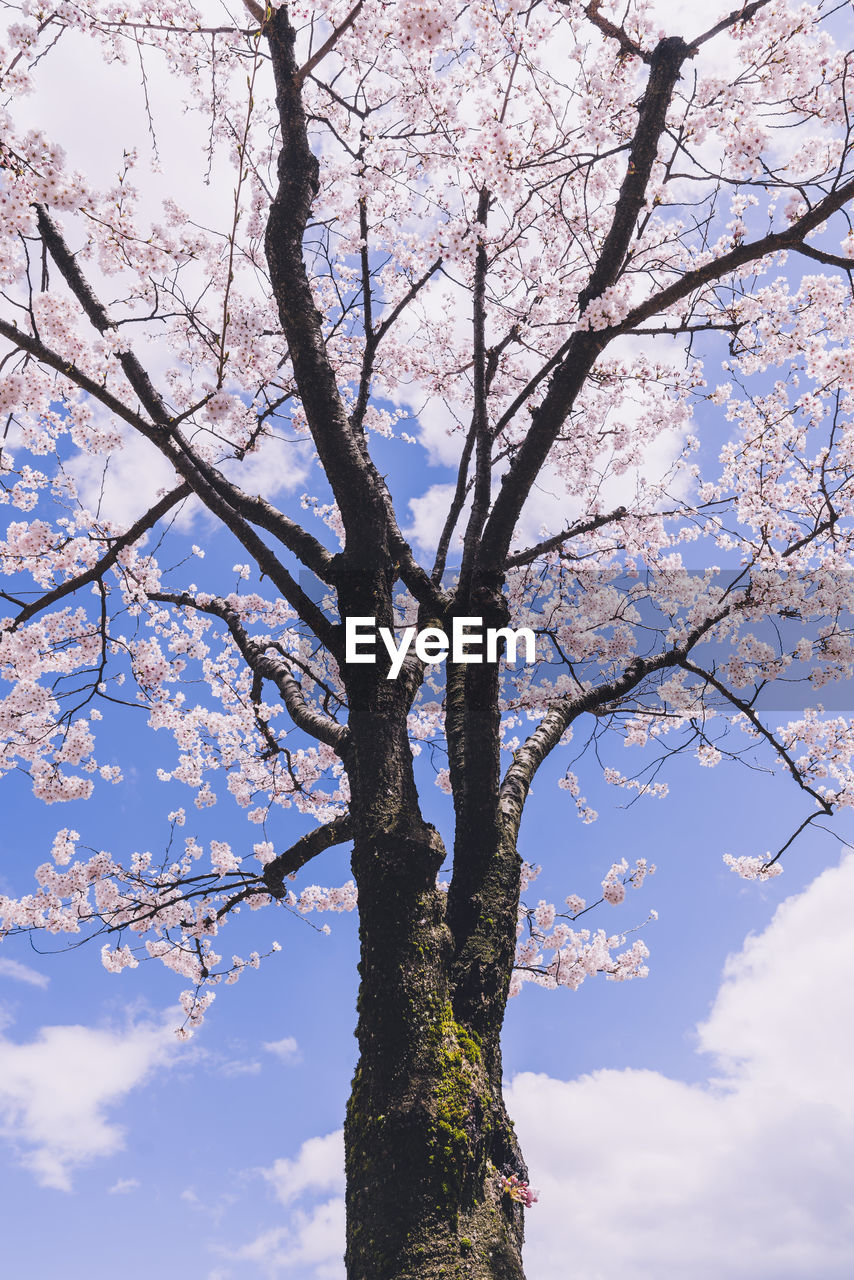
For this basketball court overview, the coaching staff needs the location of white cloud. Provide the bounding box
[108,1176,140,1194]
[65,418,311,534]
[649,0,735,40]
[230,1198,346,1280]
[218,1057,262,1078]
[220,434,313,506]
[0,958,49,989]
[13,23,235,240]
[225,859,854,1280]
[262,1130,344,1207]
[406,481,460,556]
[263,1036,300,1064]
[0,1013,180,1190]
[507,853,854,1280]
[225,1132,346,1279]
[66,422,190,528]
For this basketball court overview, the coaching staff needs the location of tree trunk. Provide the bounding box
[343,658,527,1279]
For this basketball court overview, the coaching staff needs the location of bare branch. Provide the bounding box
[678,658,833,813]
[432,425,476,585]
[688,0,772,52]
[294,0,364,86]
[506,506,628,570]
[793,243,854,272]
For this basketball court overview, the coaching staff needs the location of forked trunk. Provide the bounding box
[343,675,527,1279]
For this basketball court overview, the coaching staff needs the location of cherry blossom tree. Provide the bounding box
[1,0,854,1275]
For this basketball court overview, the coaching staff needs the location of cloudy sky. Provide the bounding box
[2,2,854,1278]
[2,716,851,1280]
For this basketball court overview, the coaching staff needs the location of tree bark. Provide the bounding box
[342,611,527,1279]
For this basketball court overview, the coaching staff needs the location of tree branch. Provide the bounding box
[1,320,336,647]
[350,255,443,437]
[505,505,628,569]
[294,0,364,86]
[688,0,772,52]
[614,174,854,335]
[459,188,492,599]
[677,657,833,812]
[242,0,265,24]
[262,816,353,897]
[264,8,387,546]
[577,0,651,63]
[793,243,854,271]
[498,606,734,841]
[432,426,476,585]
[478,35,691,574]
[35,204,336,583]
[35,205,173,426]
[150,590,349,752]
[4,483,191,629]
[0,316,161,434]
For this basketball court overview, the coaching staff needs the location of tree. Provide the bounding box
[1,0,853,1275]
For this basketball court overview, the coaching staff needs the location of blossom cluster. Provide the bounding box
[500,1174,538,1208]
[511,859,656,997]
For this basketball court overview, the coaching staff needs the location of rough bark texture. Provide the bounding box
[343,675,527,1280]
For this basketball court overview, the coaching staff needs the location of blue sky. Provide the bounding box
[1,638,852,1279]
[1,227,851,1280]
[3,5,854,1276]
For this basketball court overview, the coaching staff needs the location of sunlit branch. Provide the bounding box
[505,505,629,569]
